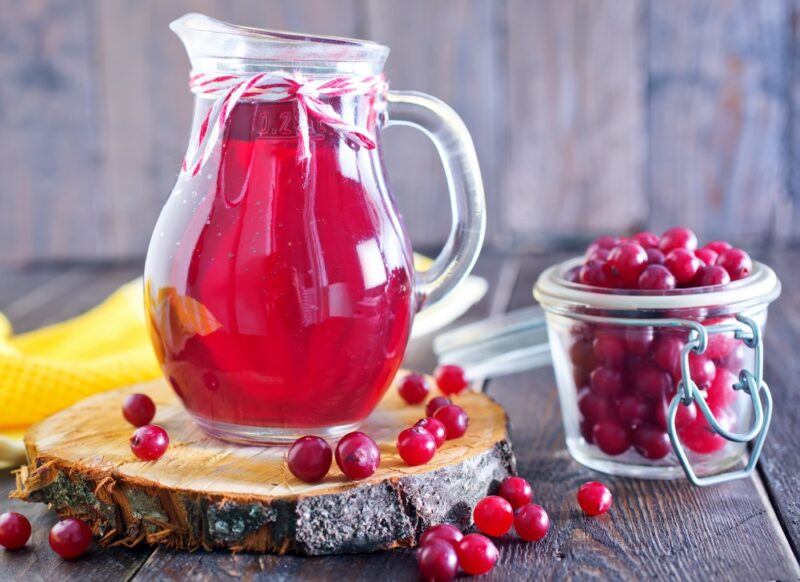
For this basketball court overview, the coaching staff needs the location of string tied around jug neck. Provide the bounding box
[183,71,388,177]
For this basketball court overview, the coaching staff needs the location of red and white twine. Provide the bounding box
[182,71,387,176]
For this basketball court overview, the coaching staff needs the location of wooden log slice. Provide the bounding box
[13,373,515,555]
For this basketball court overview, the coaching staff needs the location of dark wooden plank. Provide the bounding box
[503,0,647,248]
[363,0,504,248]
[483,253,799,580]
[648,0,791,246]
[0,0,107,262]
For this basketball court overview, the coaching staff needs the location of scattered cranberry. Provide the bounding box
[716,248,752,281]
[122,393,156,427]
[416,417,447,448]
[659,227,698,253]
[399,373,430,405]
[433,404,469,439]
[129,424,169,461]
[287,435,332,483]
[435,365,468,395]
[695,265,730,287]
[456,534,498,576]
[592,421,632,456]
[513,503,550,542]
[632,231,660,248]
[637,264,676,290]
[590,366,623,397]
[608,243,648,286]
[577,481,613,516]
[335,431,380,480]
[664,248,701,286]
[632,424,671,460]
[397,426,437,466]
[0,512,31,550]
[425,396,452,417]
[498,476,533,509]
[417,538,459,582]
[473,495,514,537]
[49,517,92,558]
[420,523,463,547]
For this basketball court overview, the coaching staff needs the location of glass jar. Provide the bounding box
[534,257,780,484]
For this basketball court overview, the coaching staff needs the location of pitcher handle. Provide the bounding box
[385,91,486,311]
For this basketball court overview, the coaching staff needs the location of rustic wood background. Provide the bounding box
[1,0,797,263]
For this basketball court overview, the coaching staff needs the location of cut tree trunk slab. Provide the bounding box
[13,374,515,555]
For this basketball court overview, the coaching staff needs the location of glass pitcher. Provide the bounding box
[144,14,486,444]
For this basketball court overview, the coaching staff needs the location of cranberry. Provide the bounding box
[498,476,533,509]
[425,396,452,417]
[632,360,673,399]
[632,424,671,459]
[577,481,613,516]
[399,373,430,404]
[664,248,701,286]
[580,418,596,443]
[654,335,685,379]
[397,426,437,466]
[420,523,463,547]
[287,435,332,483]
[616,393,651,427]
[579,259,616,288]
[473,495,514,537]
[695,265,730,287]
[416,417,447,448]
[335,432,380,480]
[703,316,737,359]
[514,503,550,542]
[694,247,719,267]
[122,393,156,427]
[637,264,676,290]
[646,247,666,265]
[456,534,498,576]
[705,368,739,408]
[655,394,697,430]
[704,240,733,254]
[49,517,92,558]
[564,265,581,282]
[608,243,648,286]
[129,425,169,461]
[586,247,612,262]
[593,421,632,455]
[721,344,746,371]
[417,538,458,582]
[679,404,732,454]
[435,365,468,395]
[625,326,654,355]
[570,338,599,382]
[0,512,31,550]
[433,404,469,440]
[578,388,616,423]
[688,353,716,388]
[659,227,698,253]
[592,333,626,368]
[717,248,752,281]
[632,231,660,248]
[590,366,623,397]
[590,235,622,251]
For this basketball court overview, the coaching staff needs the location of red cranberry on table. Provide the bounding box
[473,495,514,537]
[398,373,430,405]
[435,364,468,395]
[637,264,676,290]
[0,512,31,550]
[432,404,469,440]
[577,481,613,516]
[513,503,550,542]
[632,424,671,460]
[129,425,169,461]
[415,417,447,448]
[397,426,437,466]
[335,431,380,480]
[659,227,698,253]
[122,393,156,427]
[417,538,459,582]
[49,517,92,558]
[420,523,463,547]
[717,248,752,281]
[287,436,332,483]
[498,476,533,509]
[456,533,499,576]
[425,396,452,418]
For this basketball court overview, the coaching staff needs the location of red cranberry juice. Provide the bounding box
[146,100,414,428]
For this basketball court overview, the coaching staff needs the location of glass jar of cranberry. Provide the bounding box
[533,232,781,485]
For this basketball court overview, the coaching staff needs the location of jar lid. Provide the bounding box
[534,257,781,314]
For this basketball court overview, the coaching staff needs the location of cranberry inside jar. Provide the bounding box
[534,228,781,480]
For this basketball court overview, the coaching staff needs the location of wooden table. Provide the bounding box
[1,250,799,580]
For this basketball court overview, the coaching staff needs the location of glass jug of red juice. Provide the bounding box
[144,14,486,444]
